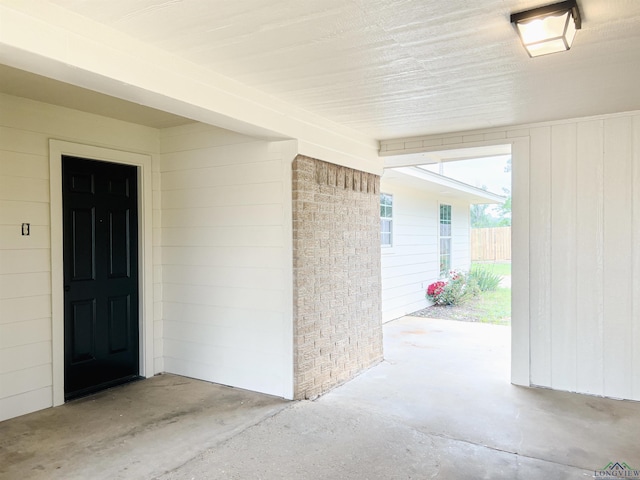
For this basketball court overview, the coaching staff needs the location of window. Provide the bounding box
[380,193,393,247]
[439,204,452,276]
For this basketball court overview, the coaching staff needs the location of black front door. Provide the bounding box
[62,156,139,400]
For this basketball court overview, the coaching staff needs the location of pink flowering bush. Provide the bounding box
[425,270,479,305]
[426,280,446,298]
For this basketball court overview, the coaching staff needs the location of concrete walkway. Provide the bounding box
[2,316,639,479]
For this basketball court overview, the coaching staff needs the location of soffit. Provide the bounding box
[0,64,194,129]
[40,1,640,139]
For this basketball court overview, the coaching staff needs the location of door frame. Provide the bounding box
[50,140,154,406]
[381,137,531,386]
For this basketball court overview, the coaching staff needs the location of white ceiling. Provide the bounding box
[7,0,640,140]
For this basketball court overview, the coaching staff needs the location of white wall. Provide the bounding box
[0,94,297,420]
[0,93,160,421]
[380,110,640,401]
[528,115,640,400]
[380,176,471,323]
[159,124,295,399]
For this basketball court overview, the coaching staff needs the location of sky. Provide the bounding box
[421,155,512,196]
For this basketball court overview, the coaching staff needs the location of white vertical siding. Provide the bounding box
[528,113,640,400]
[550,123,577,392]
[602,116,634,399]
[510,136,530,386]
[380,175,472,323]
[575,120,605,395]
[0,93,159,421]
[159,124,295,398]
[529,127,553,387]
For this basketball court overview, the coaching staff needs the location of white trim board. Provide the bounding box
[49,140,155,406]
[379,109,640,157]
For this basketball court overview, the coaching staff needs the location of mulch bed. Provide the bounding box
[409,303,483,322]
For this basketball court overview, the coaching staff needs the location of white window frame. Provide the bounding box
[439,203,452,276]
[380,193,393,247]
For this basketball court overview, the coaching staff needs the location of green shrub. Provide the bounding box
[426,270,480,306]
[469,266,502,292]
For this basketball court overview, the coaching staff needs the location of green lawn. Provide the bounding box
[417,286,511,325]
[471,261,511,276]
[415,262,511,325]
[471,263,511,324]
[473,288,511,325]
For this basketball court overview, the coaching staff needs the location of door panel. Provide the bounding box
[71,207,95,281]
[108,210,130,278]
[70,299,96,363]
[63,156,139,400]
[108,295,130,353]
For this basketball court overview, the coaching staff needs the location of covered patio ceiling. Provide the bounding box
[1,1,639,141]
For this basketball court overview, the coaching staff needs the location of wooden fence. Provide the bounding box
[471,227,511,261]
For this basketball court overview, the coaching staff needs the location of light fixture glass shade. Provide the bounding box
[511,1,581,57]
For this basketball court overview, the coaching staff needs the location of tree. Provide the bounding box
[471,203,499,228]
[496,187,511,226]
[494,157,512,226]
[470,156,513,227]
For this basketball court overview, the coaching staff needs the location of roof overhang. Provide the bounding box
[383,167,505,204]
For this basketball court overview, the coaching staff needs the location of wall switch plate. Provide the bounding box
[22,223,30,236]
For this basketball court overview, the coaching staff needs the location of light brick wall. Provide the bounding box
[292,155,383,400]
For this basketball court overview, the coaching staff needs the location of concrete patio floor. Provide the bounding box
[2,316,639,479]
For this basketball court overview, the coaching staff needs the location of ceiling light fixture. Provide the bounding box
[510,0,582,57]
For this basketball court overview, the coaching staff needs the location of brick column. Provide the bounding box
[292,155,383,399]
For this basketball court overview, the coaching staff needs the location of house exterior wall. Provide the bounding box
[0,93,160,421]
[159,124,296,399]
[292,156,383,399]
[380,110,640,401]
[0,92,381,419]
[380,177,471,323]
